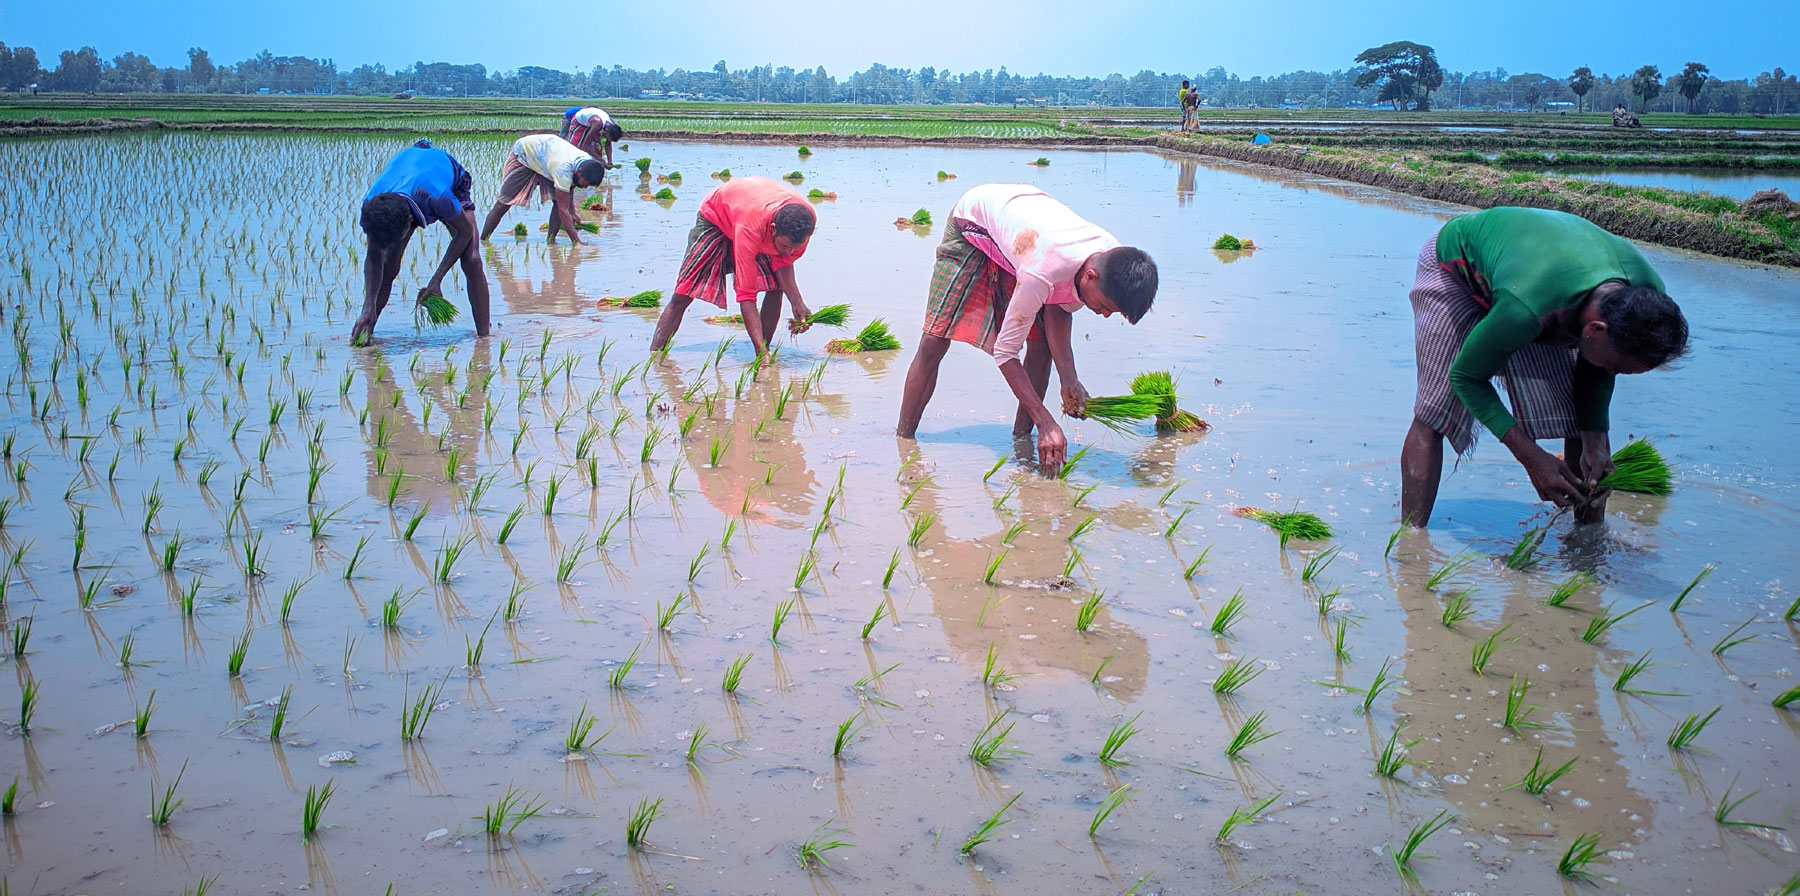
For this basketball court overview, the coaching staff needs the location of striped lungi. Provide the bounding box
[673,214,777,309]
[924,219,1043,352]
[1410,233,1579,456]
[496,154,553,208]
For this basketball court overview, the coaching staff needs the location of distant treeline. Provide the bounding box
[0,43,1794,115]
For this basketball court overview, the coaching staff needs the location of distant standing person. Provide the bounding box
[649,176,816,359]
[478,134,606,244]
[1178,80,1190,130]
[1183,84,1201,132]
[895,184,1159,475]
[563,106,624,169]
[352,140,490,344]
[1400,206,1688,527]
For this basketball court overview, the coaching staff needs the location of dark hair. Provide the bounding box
[1597,284,1688,367]
[1095,247,1158,324]
[773,202,816,244]
[575,159,607,186]
[1182,80,1190,88]
[359,193,413,248]
[606,123,624,142]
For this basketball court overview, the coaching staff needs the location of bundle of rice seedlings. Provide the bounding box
[511,222,528,237]
[910,208,932,225]
[1213,234,1244,251]
[826,319,901,354]
[711,168,732,179]
[575,221,600,234]
[702,313,743,326]
[798,145,812,156]
[1597,439,1672,496]
[1128,370,1210,433]
[581,195,608,210]
[652,188,676,201]
[597,289,663,309]
[634,158,652,174]
[1080,393,1176,435]
[788,303,851,335]
[1031,157,1050,166]
[415,294,459,327]
[806,188,838,201]
[667,172,683,182]
[1235,506,1333,546]
[937,171,956,180]
[784,171,805,182]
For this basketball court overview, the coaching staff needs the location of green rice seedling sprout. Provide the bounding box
[1784,594,1800,621]
[134,689,157,738]
[982,550,1007,585]
[1358,658,1397,714]
[1424,551,1476,590]
[380,589,414,629]
[1375,725,1424,778]
[1440,591,1475,628]
[792,551,818,591]
[1612,650,1684,696]
[968,711,1021,766]
[116,632,140,668]
[496,504,525,545]
[861,602,889,640]
[1546,571,1593,609]
[149,759,188,826]
[565,702,599,754]
[1098,712,1141,766]
[1234,506,1333,546]
[907,512,936,547]
[2,776,17,815]
[268,685,294,740]
[434,535,471,583]
[1164,504,1193,537]
[1711,616,1759,655]
[1388,809,1453,887]
[1713,773,1784,830]
[832,711,867,758]
[1063,547,1084,579]
[1316,587,1341,617]
[399,676,445,740]
[1557,832,1607,883]
[652,187,676,201]
[981,456,1008,483]
[981,643,1019,688]
[227,628,252,677]
[959,792,1021,856]
[17,677,39,735]
[1470,624,1513,675]
[1209,589,1248,636]
[1774,685,1800,709]
[1225,710,1279,760]
[1212,656,1264,695]
[796,818,854,869]
[1212,234,1244,251]
[609,643,642,689]
[1503,674,1553,731]
[1504,526,1548,570]
[301,779,335,839]
[542,474,564,514]
[555,535,594,582]
[1331,616,1352,661]
[1669,564,1715,612]
[1582,600,1653,644]
[1076,590,1104,632]
[1510,746,1577,796]
[881,550,901,589]
[625,797,664,850]
[1183,545,1213,580]
[1666,706,1721,750]
[1301,547,1339,582]
[1089,784,1133,838]
[403,502,431,540]
[655,591,689,632]
[342,534,371,580]
[1067,514,1098,543]
[721,653,752,693]
[503,579,530,621]
[1599,438,1672,495]
[1215,792,1281,844]
[483,785,547,837]
[179,581,199,615]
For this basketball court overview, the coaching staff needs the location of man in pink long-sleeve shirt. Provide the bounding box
[650,176,815,358]
[896,184,1159,475]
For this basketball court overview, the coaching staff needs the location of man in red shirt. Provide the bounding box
[650,176,816,358]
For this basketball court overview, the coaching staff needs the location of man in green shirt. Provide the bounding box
[1401,207,1689,526]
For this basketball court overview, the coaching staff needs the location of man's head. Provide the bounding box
[360,193,414,249]
[1075,247,1158,323]
[605,123,624,143]
[1581,283,1688,374]
[1182,80,1190,89]
[772,202,816,255]
[574,160,607,188]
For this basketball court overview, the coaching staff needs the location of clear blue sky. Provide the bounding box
[4,0,1790,81]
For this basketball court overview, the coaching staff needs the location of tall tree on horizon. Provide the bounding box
[1631,64,1663,112]
[1673,61,1709,113]
[1352,41,1441,111]
[1568,66,1595,112]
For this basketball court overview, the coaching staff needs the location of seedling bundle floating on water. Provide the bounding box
[598,289,663,309]
[651,187,677,201]
[788,303,851,335]
[825,318,902,354]
[1213,234,1244,251]
[1235,505,1333,546]
[936,170,957,180]
[784,171,804,182]
[1129,370,1210,432]
[1078,392,1175,434]
[511,222,528,237]
[806,188,838,201]
[1030,157,1050,166]
[415,294,459,327]
[634,157,652,174]
[1598,438,1672,496]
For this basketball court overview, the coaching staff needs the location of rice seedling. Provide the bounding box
[1785,594,1800,621]
[937,170,956,180]
[1076,590,1104,632]
[483,785,547,837]
[792,551,819,591]
[1556,832,1608,883]
[399,676,445,740]
[1440,591,1476,628]
[227,628,252,677]
[1089,784,1134,838]
[824,318,902,353]
[796,818,854,869]
[652,187,676,201]
[1423,551,1476,590]
[831,711,867,758]
[1211,656,1264,695]
[179,580,199,615]
[1546,571,1593,609]
[1711,616,1759,655]
[432,535,472,583]
[981,550,1008,585]
[1062,547,1084,579]
[1503,526,1548,570]
[1354,658,1398,714]
[1509,745,1577,796]
[1214,792,1281,844]
[542,473,564,514]
[134,689,157,738]
[959,793,1021,855]
[1057,445,1092,480]
[1612,650,1684,697]
[268,685,294,740]
[564,701,600,754]
[721,653,752,693]
[1503,674,1554,732]
[968,711,1021,766]
[301,778,335,839]
[1669,563,1714,612]
[623,796,667,851]
[1234,506,1333,545]
[402,502,431,540]
[1667,706,1721,750]
[1183,545,1212,580]
[1079,392,1175,434]
[1225,710,1279,759]
[1374,724,1424,778]
[1331,616,1352,661]
[1388,809,1453,887]
[1599,438,1672,495]
[149,759,188,826]
[2,776,17,814]
[17,677,39,735]
[1163,504,1193,537]
[1098,712,1141,766]
[1470,624,1513,675]
[342,634,359,679]
[1212,234,1244,251]
[907,512,936,547]
[608,643,642,689]
[1301,547,1339,582]
[981,643,1019,688]
[496,504,525,545]
[1209,588,1248,636]
[1774,685,1800,709]
[788,303,851,334]
[555,535,594,582]
[380,589,414,629]
[858,600,890,640]
[1581,600,1653,644]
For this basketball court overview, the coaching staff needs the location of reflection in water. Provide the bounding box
[357,341,491,508]
[1176,157,1197,207]
[488,243,594,317]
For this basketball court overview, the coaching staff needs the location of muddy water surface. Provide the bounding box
[0,134,1796,896]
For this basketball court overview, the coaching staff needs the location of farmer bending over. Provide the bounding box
[478,134,606,244]
[353,140,490,344]
[650,176,815,359]
[895,184,1159,476]
[1401,206,1688,527]
[564,106,624,169]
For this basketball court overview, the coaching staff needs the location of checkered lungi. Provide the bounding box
[496,153,554,208]
[924,219,1053,352]
[674,214,777,309]
[1410,233,1580,456]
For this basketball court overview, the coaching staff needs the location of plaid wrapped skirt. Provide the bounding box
[674,215,777,309]
[924,219,1048,352]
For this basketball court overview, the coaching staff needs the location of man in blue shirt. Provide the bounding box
[353,140,491,344]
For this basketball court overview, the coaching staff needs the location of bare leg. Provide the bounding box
[1012,338,1052,438]
[650,293,695,354]
[896,333,951,438]
[1400,417,1445,527]
[479,202,510,241]
[458,212,492,337]
[1567,434,1607,524]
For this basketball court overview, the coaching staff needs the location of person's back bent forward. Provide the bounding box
[353,140,491,344]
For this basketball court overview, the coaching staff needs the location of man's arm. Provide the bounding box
[550,190,582,244]
[1039,304,1087,416]
[1000,358,1066,475]
[420,214,474,298]
[1499,425,1585,507]
[773,265,809,322]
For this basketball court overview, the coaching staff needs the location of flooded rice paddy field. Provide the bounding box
[0,133,1797,895]
[1536,168,1800,201]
